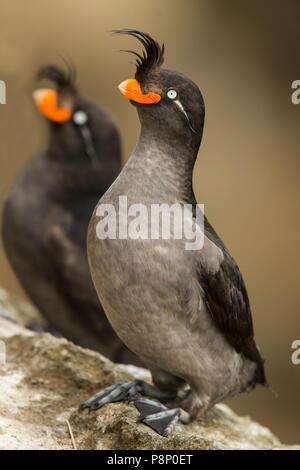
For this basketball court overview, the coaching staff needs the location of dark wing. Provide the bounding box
[45,224,98,305]
[198,216,266,384]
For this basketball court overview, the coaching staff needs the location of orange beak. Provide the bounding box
[118,79,161,104]
[33,89,72,123]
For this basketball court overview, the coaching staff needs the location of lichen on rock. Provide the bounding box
[0,288,299,450]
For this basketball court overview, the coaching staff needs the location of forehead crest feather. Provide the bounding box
[112,29,164,80]
[37,61,77,92]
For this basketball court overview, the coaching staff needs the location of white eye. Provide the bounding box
[167,89,177,100]
[73,110,88,126]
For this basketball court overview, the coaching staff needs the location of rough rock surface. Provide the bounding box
[0,289,299,450]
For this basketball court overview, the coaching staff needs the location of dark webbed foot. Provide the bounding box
[134,398,181,437]
[78,380,177,413]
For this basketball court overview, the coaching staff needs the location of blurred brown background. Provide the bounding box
[0,0,299,444]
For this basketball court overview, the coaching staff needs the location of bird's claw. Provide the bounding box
[134,397,181,437]
[79,379,177,413]
[79,380,180,437]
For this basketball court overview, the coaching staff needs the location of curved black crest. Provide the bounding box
[37,60,76,91]
[112,29,165,79]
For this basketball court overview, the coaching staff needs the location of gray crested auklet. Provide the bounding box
[80,30,270,437]
[2,63,139,365]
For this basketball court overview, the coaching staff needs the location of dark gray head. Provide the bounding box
[33,63,120,165]
[114,30,205,150]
